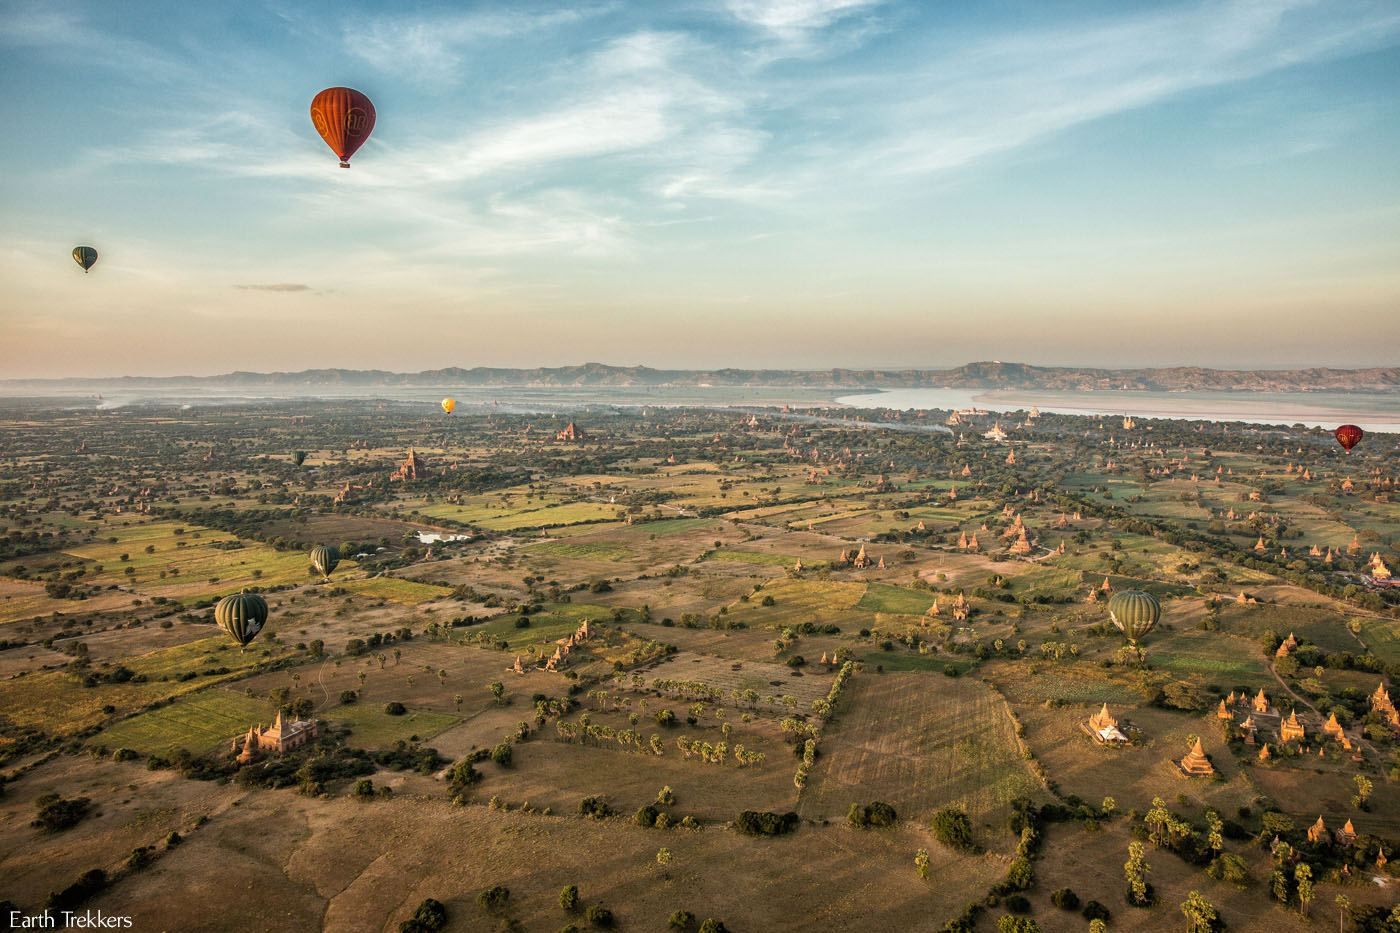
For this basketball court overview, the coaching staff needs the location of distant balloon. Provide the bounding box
[441,397,456,415]
[1107,590,1160,644]
[215,591,269,648]
[72,246,98,273]
[1334,424,1364,453]
[310,87,376,168]
[291,450,307,467]
[310,544,340,581]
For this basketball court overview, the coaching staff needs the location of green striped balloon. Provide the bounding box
[1107,590,1160,643]
[215,591,268,647]
[310,544,340,581]
[72,246,98,273]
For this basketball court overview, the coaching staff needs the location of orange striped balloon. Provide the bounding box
[310,87,376,168]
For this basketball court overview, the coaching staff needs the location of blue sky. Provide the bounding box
[2,0,1399,376]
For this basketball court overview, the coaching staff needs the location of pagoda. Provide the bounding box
[1215,699,1232,721]
[1279,710,1306,744]
[555,422,587,443]
[1008,526,1033,556]
[1322,711,1345,741]
[1177,738,1215,777]
[1252,689,1271,715]
[1306,816,1329,845]
[1338,819,1357,846]
[1371,682,1400,728]
[1084,704,1128,745]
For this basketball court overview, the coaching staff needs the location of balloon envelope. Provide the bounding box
[215,591,268,647]
[72,246,98,272]
[310,87,375,167]
[310,544,340,580]
[1334,424,1363,453]
[441,397,456,415]
[292,450,307,466]
[1107,590,1160,643]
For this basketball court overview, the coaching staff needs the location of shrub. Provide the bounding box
[1050,888,1079,910]
[1003,895,1030,913]
[669,909,695,929]
[490,742,513,767]
[477,885,510,914]
[932,808,975,851]
[113,748,139,762]
[735,810,800,836]
[848,801,899,828]
[340,690,358,704]
[579,796,613,820]
[585,904,614,927]
[400,898,448,933]
[353,779,375,798]
[697,921,728,933]
[384,702,407,716]
[634,805,660,827]
[32,794,92,833]
[560,885,580,911]
[44,869,107,912]
[1081,901,1110,922]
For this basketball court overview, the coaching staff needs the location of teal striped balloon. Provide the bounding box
[1107,590,1160,643]
[72,246,98,273]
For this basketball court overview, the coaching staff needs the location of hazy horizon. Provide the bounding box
[4,0,1400,378]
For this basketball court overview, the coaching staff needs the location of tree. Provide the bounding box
[697,921,727,933]
[914,848,930,880]
[1295,863,1313,917]
[995,917,1040,933]
[1334,894,1350,933]
[1124,841,1151,906]
[1352,774,1373,809]
[1088,922,1106,933]
[1145,796,1172,847]
[1180,891,1217,933]
[669,909,694,930]
[1204,809,1223,855]
[931,807,975,851]
[656,785,676,806]
[559,885,579,911]
[656,847,673,879]
[1101,796,1116,817]
[399,898,448,933]
[490,681,505,704]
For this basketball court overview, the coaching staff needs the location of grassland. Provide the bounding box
[94,688,275,756]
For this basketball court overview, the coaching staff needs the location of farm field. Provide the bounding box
[0,399,1395,933]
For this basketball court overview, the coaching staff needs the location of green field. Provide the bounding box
[856,583,936,615]
[526,540,634,561]
[342,577,451,605]
[708,549,794,567]
[95,688,275,756]
[326,703,461,748]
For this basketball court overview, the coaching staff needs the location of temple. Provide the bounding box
[1084,704,1128,745]
[1279,710,1306,744]
[555,422,587,443]
[1306,816,1329,845]
[1177,737,1214,777]
[391,448,427,481]
[1372,682,1400,728]
[233,711,319,764]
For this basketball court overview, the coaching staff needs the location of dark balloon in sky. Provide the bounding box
[1333,424,1363,452]
[72,246,98,272]
[310,87,376,168]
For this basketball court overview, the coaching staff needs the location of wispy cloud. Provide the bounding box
[854,0,1400,178]
[233,283,311,292]
[344,6,611,84]
[723,0,885,38]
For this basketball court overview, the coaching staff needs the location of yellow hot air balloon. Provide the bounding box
[441,397,456,415]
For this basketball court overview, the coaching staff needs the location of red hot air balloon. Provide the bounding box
[310,88,376,168]
[1334,424,1364,453]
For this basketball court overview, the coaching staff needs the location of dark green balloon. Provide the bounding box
[310,544,340,580]
[215,591,268,647]
[72,246,98,273]
[292,450,307,466]
[1107,590,1160,643]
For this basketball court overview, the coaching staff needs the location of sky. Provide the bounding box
[2,0,1399,378]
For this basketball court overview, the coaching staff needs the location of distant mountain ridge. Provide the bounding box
[5,362,1398,393]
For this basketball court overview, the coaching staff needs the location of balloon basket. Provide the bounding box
[339,161,351,169]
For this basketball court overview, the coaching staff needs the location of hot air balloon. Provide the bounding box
[310,544,340,581]
[1107,590,1160,644]
[1334,424,1364,453]
[441,397,456,415]
[291,450,307,467]
[72,246,98,273]
[215,590,269,648]
[310,87,376,168]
